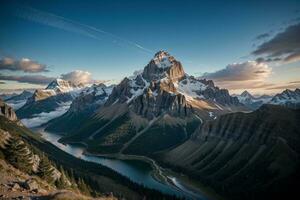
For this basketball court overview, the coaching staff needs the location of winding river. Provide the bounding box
[36,129,209,200]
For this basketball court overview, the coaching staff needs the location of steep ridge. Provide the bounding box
[161,104,300,200]
[60,51,247,156]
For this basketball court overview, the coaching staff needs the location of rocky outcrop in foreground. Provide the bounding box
[0,99,18,121]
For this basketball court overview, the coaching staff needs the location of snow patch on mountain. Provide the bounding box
[127,75,150,103]
[175,77,207,101]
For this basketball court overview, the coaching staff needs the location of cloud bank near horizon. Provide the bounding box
[0,57,49,73]
[0,69,110,86]
[0,74,55,85]
[200,61,272,91]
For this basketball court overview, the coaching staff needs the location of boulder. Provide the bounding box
[11,182,21,191]
[23,179,39,191]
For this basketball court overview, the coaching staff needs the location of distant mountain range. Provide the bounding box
[235,90,273,110]
[269,88,300,109]
[235,89,300,110]
[15,79,85,127]
[45,83,114,133]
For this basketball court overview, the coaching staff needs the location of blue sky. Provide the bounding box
[0,0,300,94]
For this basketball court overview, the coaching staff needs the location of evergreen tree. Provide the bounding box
[37,154,55,183]
[55,165,71,189]
[5,136,32,173]
[68,169,77,189]
[77,177,91,196]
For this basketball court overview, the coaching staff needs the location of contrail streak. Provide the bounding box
[13,5,153,54]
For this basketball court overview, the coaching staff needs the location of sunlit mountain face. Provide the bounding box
[0,0,300,200]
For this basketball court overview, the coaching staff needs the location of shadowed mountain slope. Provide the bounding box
[160,104,300,200]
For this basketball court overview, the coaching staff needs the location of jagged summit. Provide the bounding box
[142,50,185,81]
[240,90,254,99]
[154,50,170,59]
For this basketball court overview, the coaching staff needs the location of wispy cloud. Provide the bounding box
[60,70,92,85]
[266,82,300,90]
[59,70,111,85]
[252,22,300,63]
[0,57,48,73]
[0,69,110,85]
[255,33,270,40]
[14,4,153,54]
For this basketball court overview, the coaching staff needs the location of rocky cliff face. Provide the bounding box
[0,99,18,121]
[142,51,185,81]
[131,81,193,119]
[69,83,113,113]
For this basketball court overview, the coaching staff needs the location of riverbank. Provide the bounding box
[38,128,219,200]
[83,151,221,200]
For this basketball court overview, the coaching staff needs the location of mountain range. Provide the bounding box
[235,89,300,110]
[3,50,300,200]
[45,51,248,156]
[235,91,272,110]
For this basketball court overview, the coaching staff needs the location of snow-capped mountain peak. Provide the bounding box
[142,50,185,82]
[153,50,173,69]
[269,88,300,109]
[46,78,84,93]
